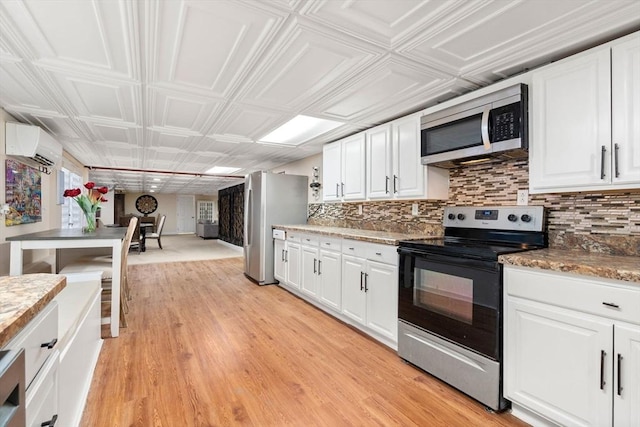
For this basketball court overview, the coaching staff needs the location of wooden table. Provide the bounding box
[7,227,127,337]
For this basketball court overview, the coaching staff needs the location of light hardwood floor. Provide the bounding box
[82,258,527,426]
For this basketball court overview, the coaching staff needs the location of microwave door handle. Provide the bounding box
[481,107,491,150]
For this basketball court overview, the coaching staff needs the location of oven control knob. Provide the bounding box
[507,214,518,222]
[457,213,465,221]
[448,213,456,220]
[520,214,532,223]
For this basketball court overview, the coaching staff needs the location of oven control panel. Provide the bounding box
[443,206,544,231]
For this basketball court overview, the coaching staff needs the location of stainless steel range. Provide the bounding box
[397,206,546,411]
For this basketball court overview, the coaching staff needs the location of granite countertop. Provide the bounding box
[272,224,438,246]
[499,249,640,285]
[0,274,67,348]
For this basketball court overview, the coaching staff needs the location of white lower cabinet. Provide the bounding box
[342,240,398,346]
[25,349,59,427]
[274,231,398,348]
[504,266,640,427]
[274,238,286,282]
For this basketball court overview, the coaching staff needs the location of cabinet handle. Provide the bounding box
[375,252,382,256]
[393,175,398,193]
[318,260,321,275]
[360,271,364,291]
[385,176,390,193]
[617,354,623,396]
[600,145,606,180]
[602,302,620,309]
[341,182,344,197]
[41,415,58,426]
[335,183,339,197]
[281,249,285,262]
[364,273,369,292]
[348,247,354,250]
[614,143,620,178]
[600,350,606,390]
[285,250,288,263]
[313,258,317,274]
[40,338,58,349]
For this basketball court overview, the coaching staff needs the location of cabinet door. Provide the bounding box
[505,297,613,427]
[392,114,424,198]
[322,142,342,201]
[26,351,59,427]
[530,48,612,192]
[612,35,640,186]
[613,323,640,427]
[365,261,398,342]
[341,133,366,200]
[300,245,319,298]
[286,242,301,289]
[318,249,341,311]
[366,124,392,199]
[341,255,367,324]
[274,239,286,282]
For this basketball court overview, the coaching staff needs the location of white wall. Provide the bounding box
[123,192,217,235]
[0,109,62,274]
[271,153,322,203]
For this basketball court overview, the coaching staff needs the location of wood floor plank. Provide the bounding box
[82,258,527,426]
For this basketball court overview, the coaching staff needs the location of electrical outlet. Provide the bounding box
[358,204,363,215]
[517,190,529,206]
[412,203,419,216]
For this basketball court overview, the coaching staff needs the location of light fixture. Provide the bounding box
[258,115,343,146]
[459,157,493,166]
[206,166,240,174]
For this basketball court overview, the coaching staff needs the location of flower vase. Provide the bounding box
[83,209,97,233]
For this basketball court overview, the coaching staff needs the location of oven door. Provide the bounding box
[398,247,502,360]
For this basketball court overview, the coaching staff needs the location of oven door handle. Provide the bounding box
[398,247,499,272]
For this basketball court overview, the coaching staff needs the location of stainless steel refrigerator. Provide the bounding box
[244,171,308,285]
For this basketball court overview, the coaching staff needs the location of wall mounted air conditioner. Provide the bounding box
[5,122,63,173]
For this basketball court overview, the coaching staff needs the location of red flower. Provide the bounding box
[84,182,95,190]
[100,197,108,202]
[97,186,109,194]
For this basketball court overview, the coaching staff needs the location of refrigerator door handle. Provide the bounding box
[245,188,252,246]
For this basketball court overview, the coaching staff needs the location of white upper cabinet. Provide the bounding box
[366,114,427,200]
[323,133,366,202]
[530,31,640,193]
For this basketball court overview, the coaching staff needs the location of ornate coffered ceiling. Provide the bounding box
[1,0,638,195]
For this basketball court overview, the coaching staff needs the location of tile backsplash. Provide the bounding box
[309,159,640,256]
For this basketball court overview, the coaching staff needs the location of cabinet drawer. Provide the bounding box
[26,349,59,427]
[319,236,341,252]
[505,266,640,325]
[4,302,59,389]
[286,232,301,243]
[366,244,398,266]
[300,234,319,247]
[342,239,368,257]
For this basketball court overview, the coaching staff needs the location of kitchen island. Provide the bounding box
[0,273,66,348]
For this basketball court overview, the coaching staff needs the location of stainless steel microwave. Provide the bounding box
[421,83,528,168]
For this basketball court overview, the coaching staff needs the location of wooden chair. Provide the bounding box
[58,217,138,328]
[129,219,143,254]
[145,214,166,249]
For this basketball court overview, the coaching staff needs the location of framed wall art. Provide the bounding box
[5,158,42,226]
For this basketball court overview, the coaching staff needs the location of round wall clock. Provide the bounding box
[135,194,158,215]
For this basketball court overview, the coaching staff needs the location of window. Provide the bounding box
[60,168,83,229]
[197,200,216,222]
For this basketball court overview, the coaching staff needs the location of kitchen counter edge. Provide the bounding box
[0,274,67,348]
[272,224,439,246]
[499,248,640,285]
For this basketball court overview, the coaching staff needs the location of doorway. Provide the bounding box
[176,195,196,233]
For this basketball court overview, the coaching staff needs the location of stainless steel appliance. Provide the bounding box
[0,349,26,427]
[397,206,546,411]
[244,171,308,285]
[421,84,528,168]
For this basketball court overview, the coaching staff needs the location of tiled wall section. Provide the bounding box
[309,159,640,256]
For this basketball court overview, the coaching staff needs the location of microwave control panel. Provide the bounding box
[491,102,521,142]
